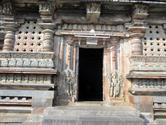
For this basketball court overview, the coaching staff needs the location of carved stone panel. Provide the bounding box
[15,21,43,52]
[142,25,166,56]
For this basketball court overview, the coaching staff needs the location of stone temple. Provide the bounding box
[0,0,166,125]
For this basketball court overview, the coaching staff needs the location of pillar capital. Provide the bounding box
[39,1,55,23]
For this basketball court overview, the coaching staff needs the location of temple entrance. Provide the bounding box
[78,48,103,101]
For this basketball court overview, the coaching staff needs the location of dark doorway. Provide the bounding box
[78,48,103,101]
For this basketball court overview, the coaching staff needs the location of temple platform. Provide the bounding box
[38,104,146,125]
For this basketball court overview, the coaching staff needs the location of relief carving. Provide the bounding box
[107,71,123,98]
[64,67,76,97]
[133,79,166,89]
[0,74,52,85]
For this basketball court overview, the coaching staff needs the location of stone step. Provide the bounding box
[0,113,29,123]
[42,106,145,125]
[22,107,45,125]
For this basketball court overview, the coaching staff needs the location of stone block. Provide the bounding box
[0,90,54,107]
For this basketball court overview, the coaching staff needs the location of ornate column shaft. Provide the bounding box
[2,0,16,51]
[39,1,55,52]
[128,4,148,56]
[42,29,54,52]
[3,28,15,51]
[129,36,143,55]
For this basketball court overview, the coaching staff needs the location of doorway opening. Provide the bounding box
[78,48,103,101]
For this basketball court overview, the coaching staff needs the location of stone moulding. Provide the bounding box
[0,52,56,90]
[127,56,166,78]
[0,68,57,74]
[0,52,55,59]
[79,0,166,4]
[0,52,56,69]
[128,56,166,94]
[129,78,166,95]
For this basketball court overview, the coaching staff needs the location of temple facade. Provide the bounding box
[0,0,166,124]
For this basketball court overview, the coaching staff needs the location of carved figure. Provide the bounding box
[108,71,123,97]
[64,67,75,96]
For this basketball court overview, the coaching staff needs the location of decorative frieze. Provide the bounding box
[0,52,54,68]
[128,56,166,79]
[0,74,52,85]
[0,58,54,68]
[130,56,166,71]
[0,52,54,59]
[0,96,32,106]
[57,24,125,32]
[131,79,166,91]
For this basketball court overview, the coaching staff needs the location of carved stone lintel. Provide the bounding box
[42,29,54,52]
[86,3,101,23]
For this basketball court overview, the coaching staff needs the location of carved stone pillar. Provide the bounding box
[3,27,15,51]
[39,1,55,52]
[2,0,16,51]
[129,35,144,55]
[128,4,148,56]
[42,29,54,52]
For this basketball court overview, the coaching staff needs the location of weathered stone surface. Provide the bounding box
[42,106,145,125]
[0,90,54,107]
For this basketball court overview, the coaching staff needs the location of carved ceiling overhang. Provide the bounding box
[62,35,120,49]
[57,0,166,4]
[56,24,128,38]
